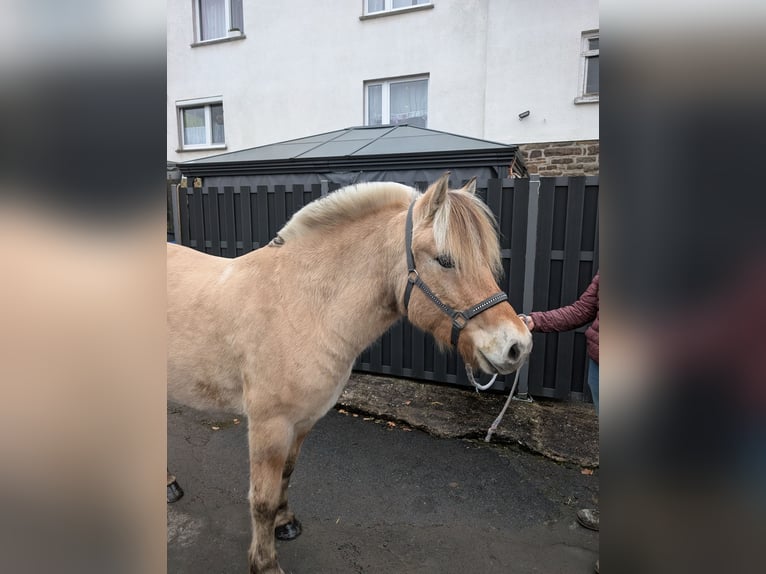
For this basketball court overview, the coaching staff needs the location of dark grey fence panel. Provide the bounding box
[177,176,599,401]
[526,176,599,401]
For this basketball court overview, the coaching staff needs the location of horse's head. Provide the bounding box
[403,173,532,376]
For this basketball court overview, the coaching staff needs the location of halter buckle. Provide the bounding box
[407,269,419,284]
[452,311,468,330]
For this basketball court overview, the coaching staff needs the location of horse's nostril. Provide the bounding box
[508,343,520,362]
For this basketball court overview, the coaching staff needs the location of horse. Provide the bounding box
[167,173,533,573]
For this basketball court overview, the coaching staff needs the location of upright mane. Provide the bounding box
[275,179,502,280]
[276,182,416,243]
[430,190,503,280]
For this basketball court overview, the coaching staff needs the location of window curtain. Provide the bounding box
[200,0,226,41]
[230,0,244,31]
[585,56,599,94]
[389,79,427,127]
[393,0,425,8]
[368,0,385,13]
[182,107,206,145]
[367,84,383,125]
[211,104,225,144]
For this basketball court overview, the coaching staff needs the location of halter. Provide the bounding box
[402,200,509,348]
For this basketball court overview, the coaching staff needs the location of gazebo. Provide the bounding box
[176,124,527,190]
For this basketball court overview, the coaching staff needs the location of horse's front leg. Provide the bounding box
[274,431,308,540]
[247,418,292,574]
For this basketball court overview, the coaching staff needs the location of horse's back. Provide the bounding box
[167,241,228,278]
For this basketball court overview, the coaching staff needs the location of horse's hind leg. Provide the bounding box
[167,469,184,503]
[274,431,307,541]
[247,419,292,574]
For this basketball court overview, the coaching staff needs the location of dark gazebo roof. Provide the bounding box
[177,124,526,177]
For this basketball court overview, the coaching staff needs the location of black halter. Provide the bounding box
[403,200,509,347]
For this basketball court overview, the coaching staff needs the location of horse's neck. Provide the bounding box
[274,213,405,362]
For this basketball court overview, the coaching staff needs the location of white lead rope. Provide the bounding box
[465,365,498,391]
[465,313,531,442]
[464,357,526,442]
[484,365,523,442]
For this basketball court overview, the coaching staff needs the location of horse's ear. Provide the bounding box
[463,177,477,195]
[422,172,451,219]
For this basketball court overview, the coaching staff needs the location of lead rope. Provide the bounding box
[465,365,498,392]
[465,314,531,443]
[484,364,523,443]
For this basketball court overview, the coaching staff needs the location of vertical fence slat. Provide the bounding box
[389,323,404,375]
[203,187,218,255]
[292,184,305,213]
[179,187,191,246]
[411,325,425,379]
[233,187,243,256]
[508,179,529,311]
[224,186,236,257]
[553,177,586,399]
[273,185,287,237]
[191,187,205,251]
[241,186,253,253]
[402,321,412,371]
[256,185,270,247]
[310,183,322,203]
[528,177,556,396]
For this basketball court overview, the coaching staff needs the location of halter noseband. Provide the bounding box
[403,200,509,347]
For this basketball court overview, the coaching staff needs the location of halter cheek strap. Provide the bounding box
[403,200,509,347]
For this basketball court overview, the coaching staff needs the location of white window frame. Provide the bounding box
[193,0,244,44]
[362,0,433,18]
[364,75,429,128]
[176,96,227,151]
[575,30,599,104]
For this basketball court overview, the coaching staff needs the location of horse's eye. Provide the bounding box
[436,254,455,269]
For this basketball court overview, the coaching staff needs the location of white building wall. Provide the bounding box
[483,0,599,144]
[167,0,598,163]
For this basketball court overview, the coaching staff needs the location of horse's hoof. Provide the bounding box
[275,518,302,541]
[167,480,184,503]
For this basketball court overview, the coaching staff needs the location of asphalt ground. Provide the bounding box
[168,401,599,574]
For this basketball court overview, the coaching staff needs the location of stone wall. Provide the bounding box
[518,139,599,176]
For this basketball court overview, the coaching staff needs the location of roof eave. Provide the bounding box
[177,148,525,177]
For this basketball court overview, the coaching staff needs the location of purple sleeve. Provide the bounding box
[530,273,599,333]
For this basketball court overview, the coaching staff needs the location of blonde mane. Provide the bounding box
[276,180,502,280]
[276,182,416,243]
[430,190,503,280]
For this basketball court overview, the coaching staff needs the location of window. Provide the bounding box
[177,99,226,150]
[365,0,432,16]
[365,77,428,128]
[576,31,599,103]
[195,0,244,43]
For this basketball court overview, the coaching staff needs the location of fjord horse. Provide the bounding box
[167,174,532,573]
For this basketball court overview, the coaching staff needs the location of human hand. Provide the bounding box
[519,314,534,331]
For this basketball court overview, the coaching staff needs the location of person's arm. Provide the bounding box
[527,273,599,333]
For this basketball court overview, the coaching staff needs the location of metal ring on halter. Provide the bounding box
[451,312,468,330]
